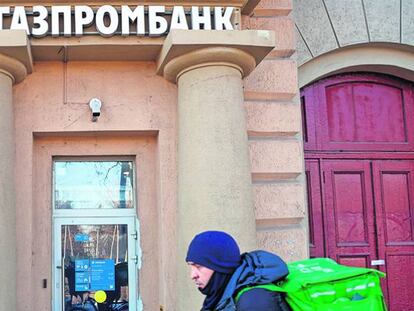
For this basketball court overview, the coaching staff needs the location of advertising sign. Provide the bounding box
[75,258,115,292]
[0,5,235,37]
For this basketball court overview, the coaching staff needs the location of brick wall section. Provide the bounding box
[242,0,309,262]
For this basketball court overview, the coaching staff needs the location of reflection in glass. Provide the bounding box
[54,161,134,209]
[62,225,129,311]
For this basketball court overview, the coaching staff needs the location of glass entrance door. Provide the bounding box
[53,217,138,311]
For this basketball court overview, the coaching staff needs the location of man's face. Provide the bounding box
[188,262,214,289]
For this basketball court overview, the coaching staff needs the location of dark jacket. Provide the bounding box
[237,288,289,310]
[214,250,289,311]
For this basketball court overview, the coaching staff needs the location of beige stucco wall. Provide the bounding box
[13,54,304,311]
[14,61,178,310]
[243,0,308,262]
[7,1,305,310]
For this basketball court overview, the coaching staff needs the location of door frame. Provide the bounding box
[52,216,140,311]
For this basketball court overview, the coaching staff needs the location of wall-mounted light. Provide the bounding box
[89,98,102,122]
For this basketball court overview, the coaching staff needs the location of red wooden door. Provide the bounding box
[302,73,414,311]
[321,160,377,268]
[372,160,414,310]
[304,74,414,151]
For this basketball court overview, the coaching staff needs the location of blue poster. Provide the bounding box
[74,259,115,292]
[90,259,115,291]
[75,259,90,291]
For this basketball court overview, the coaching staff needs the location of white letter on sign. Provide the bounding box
[51,6,72,36]
[10,6,29,34]
[32,6,48,37]
[149,6,168,36]
[121,5,145,36]
[214,7,234,30]
[170,6,188,30]
[191,6,211,30]
[96,5,118,36]
[75,5,94,36]
[0,7,10,30]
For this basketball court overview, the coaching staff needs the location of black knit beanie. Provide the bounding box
[186,231,241,274]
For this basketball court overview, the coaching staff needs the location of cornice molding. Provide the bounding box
[163,47,256,83]
[0,53,27,84]
[0,30,32,84]
[157,29,275,84]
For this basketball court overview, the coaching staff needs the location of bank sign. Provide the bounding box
[0,6,235,37]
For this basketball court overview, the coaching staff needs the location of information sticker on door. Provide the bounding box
[75,259,115,291]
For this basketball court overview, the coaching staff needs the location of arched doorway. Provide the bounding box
[302,73,414,311]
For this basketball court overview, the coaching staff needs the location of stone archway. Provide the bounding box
[293,0,414,85]
[293,0,414,67]
[298,44,414,88]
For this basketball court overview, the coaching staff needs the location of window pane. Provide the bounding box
[54,161,134,209]
[62,224,129,310]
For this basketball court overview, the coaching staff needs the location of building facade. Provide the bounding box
[0,0,412,310]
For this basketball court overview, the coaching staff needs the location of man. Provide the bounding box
[186,231,291,311]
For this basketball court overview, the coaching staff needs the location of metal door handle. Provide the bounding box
[371,259,385,266]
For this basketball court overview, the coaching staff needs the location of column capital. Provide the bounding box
[0,30,33,84]
[157,29,275,83]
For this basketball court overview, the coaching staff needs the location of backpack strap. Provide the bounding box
[235,283,286,303]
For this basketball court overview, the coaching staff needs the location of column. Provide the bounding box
[158,30,275,310]
[0,31,31,311]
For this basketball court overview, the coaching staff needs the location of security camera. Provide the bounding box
[89,98,102,121]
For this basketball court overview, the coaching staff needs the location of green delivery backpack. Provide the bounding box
[236,258,387,311]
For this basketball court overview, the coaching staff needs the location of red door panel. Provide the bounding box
[325,82,406,143]
[372,160,414,311]
[322,160,376,269]
[305,74,414,152]
[305,159,324,258]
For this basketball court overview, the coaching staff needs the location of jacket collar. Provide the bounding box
[215,250,288,310]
